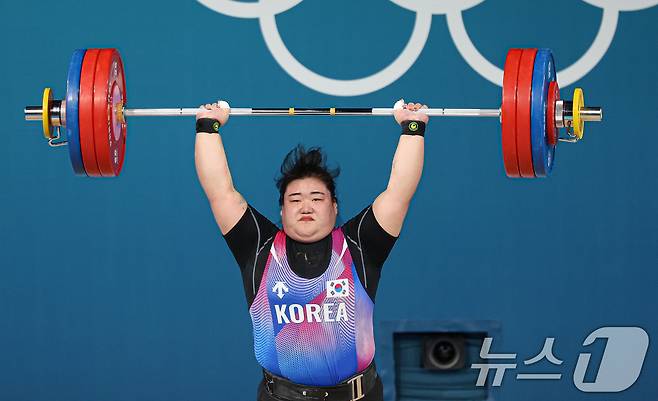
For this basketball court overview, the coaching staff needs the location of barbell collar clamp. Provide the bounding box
[25,101,66,126]
[559,102,602,123]
[555,100,565,128]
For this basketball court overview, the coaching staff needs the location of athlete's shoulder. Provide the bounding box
[224,204,279,240]
[341,205,372,238]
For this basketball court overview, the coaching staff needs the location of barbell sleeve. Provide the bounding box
[578,107,603,122]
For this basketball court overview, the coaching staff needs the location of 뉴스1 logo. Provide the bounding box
[326,279,349,298]
[472,326,649,392]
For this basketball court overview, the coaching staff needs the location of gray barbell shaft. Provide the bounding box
[122,107,503,118]
[25,105,603,121]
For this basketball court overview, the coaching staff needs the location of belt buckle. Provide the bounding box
[347,373,364,401]
[263,372,276,395]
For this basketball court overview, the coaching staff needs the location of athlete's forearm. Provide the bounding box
[384,134,424,203]
[194,132,238,201]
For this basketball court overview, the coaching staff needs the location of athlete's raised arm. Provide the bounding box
[373,100,428,237]
[194,101,248,235]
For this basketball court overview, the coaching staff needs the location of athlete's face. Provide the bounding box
[281,177,338,243]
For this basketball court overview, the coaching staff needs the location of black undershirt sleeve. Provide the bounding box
[341,204,398,301]
[223,204,398,307]
[223,205,279,307]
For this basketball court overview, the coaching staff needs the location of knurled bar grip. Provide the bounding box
[122,107,503,118]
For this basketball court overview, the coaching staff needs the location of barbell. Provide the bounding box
[24,48,603,178]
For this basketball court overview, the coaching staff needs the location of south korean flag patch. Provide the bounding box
[326,279,350,298]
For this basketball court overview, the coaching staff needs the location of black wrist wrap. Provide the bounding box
[401,120,426,137]
[196,118,221,134]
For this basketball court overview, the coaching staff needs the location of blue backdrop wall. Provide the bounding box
[1,1,656,400]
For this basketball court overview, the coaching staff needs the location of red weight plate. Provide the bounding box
[516,49,537,178]
[79,49,102,177]
[546,81,560,146]
[501,49,522,178]
[116,51,127,175]
[93,49,127,177]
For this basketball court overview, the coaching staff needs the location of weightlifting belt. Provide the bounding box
[263,362,378,401]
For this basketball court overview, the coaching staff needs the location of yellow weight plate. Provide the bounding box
[42,88,53,139]
[572,88,584,139]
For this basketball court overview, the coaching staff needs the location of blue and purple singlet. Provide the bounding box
[249,228,375,386]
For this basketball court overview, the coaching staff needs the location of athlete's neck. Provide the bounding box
[286,233,332,276]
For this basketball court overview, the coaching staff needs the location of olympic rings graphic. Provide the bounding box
[198,0,658,96]
[196,0,303,18]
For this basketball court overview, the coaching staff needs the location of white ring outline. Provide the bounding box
[388,0,485,14]
[258,11,432,96]
[196,0,303,18]
[197,0,658,93]
[446,7,619,87]
[582,0,658,12]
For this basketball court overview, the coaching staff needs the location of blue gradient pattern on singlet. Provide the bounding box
[248,228,375,386]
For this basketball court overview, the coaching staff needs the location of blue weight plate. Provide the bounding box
[530,49,556,177]
[66,49,87,175]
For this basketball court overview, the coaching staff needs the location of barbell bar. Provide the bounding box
[24,105,504,119]
[24,48,603,178]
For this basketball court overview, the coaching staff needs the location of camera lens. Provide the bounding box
[431,340,459,368]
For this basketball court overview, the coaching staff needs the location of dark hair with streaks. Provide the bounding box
[276,145,340,206]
